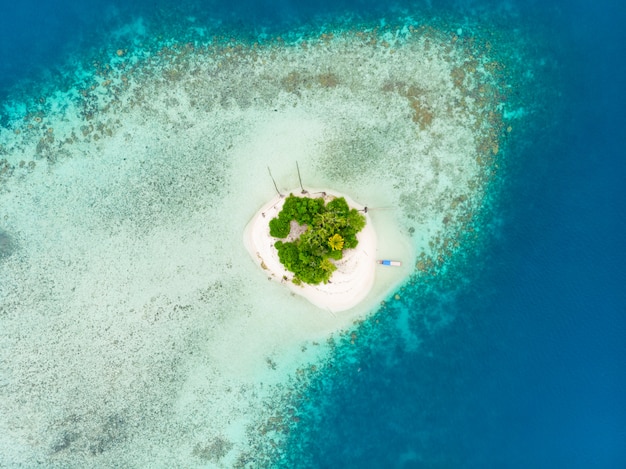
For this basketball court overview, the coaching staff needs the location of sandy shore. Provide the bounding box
[244,189,404,313]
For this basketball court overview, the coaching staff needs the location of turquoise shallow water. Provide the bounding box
[1,0,624,467]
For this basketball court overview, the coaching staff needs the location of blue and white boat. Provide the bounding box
[377,260,402,267]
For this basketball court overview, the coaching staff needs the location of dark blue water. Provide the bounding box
[0,0,104,95]
[1,0,624,467]
[279,2,626,468]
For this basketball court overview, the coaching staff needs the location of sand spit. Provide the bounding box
[0,20,511,468]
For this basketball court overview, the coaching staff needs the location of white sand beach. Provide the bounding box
[244,189,378,313]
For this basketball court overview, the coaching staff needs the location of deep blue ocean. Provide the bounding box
[1,0,624,467]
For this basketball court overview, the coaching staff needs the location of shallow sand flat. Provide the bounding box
[0,22,508,467]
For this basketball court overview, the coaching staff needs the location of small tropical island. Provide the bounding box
[244,189,379,312]
[269,193,366,285]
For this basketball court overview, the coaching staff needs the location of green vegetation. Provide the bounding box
[270,194,366,285]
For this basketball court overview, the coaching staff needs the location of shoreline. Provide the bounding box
[244,188,412,313]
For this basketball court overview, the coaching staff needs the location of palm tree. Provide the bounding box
[328,233,345,251]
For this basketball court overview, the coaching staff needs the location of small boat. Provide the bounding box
[377,260,402,267]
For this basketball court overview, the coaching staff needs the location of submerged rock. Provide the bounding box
[0,229,16,259]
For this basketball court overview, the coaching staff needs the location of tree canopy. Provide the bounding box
[270,194,366,285]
